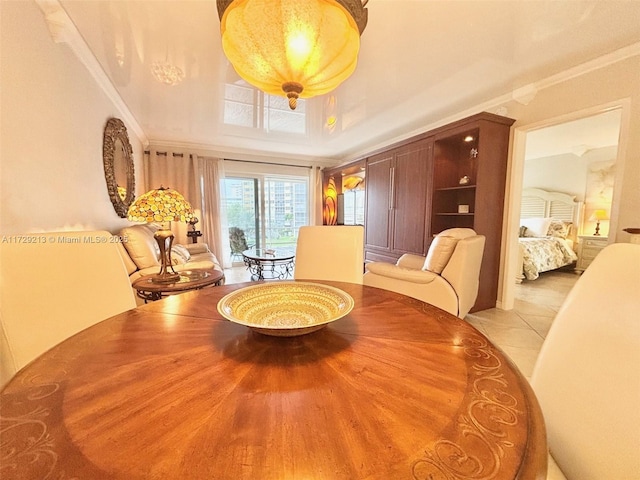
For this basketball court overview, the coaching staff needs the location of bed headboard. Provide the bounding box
[521,188,584,237]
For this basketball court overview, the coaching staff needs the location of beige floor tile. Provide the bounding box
[468,307,532,329]
[481,325,545,350]
[512,298,557,317]
[498,345,540,379]
[519,314,555,339]
[464,316,488,336]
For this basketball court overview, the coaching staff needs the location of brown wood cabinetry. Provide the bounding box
[430,113,515,311]
[364,139,432,263]
[362,112,514,312]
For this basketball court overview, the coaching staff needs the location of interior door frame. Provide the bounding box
[499,98,631,310]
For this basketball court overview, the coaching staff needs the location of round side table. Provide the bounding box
[132,268,225,302]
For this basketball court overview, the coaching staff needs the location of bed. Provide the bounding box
[516,188,583,283]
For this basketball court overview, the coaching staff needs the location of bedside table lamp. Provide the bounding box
[128,186,194,283]
[589,209,608,236]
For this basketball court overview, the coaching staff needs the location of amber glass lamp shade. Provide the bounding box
[323,176,338,225]
[128,187,194,283]
[218,0,368,110]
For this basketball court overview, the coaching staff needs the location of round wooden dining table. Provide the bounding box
[0,281,547,480]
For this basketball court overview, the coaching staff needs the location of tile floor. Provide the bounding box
[465,269,579,380]
[222,265,580,381]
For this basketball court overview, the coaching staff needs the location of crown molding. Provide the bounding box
[35,0,148,147]
[343,42,640,162]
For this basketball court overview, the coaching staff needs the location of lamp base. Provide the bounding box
[149,272,181,284]
[593,221,601,236]
[152,227,180,283]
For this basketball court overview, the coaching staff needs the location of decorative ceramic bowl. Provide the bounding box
[217,282,354,337]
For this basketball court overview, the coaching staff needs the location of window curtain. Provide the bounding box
[310,165,324,225]
[143,150,198,245]
[198,157,231,268]
[143,150,229,267]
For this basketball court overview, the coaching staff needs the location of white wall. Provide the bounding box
[523,153,591,199]
[499,53,640,309]
[523,146,618,201]
[0,1,144,236]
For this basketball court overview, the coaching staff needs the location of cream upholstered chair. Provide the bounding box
[0,230,136,388]
[363,228,485,318]
[531,243,640,480]
[294,225,364,284]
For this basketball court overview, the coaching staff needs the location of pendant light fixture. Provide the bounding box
[217,0,368,110]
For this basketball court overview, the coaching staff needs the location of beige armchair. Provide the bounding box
[363,228,485,318]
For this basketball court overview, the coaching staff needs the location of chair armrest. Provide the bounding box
[366,262,438,284]
[184,243,210,255]
[396,253,426,270]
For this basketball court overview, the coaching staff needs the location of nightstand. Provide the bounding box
[576,235,608,272]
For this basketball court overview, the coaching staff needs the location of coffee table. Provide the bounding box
[132,268,224,302]
[242,247,295,280]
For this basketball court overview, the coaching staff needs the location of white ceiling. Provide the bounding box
[57,0,640,162]
[525,108,622,161]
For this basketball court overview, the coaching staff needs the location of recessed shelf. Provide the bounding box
[435,212,475,216]
[435,185,477,192]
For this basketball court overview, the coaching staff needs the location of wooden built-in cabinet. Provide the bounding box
[364,140,432,263]
[361,112,515,312]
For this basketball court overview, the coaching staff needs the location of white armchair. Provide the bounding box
[531,243,640,479]
[363,228,485,318]
[0,231,136,388]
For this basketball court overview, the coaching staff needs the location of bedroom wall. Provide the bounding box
[523,153,590,200]
[0,1,145,236]
[523,146,618,201]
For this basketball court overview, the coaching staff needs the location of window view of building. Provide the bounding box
[343,189,365,225]
[224,176,309,262]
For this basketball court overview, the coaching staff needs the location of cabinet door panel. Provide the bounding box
[365,154,393,251]
[392,143,431,254]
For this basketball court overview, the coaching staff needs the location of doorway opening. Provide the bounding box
[501,102,628,310]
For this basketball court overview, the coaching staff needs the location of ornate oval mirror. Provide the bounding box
[103,118,135,217]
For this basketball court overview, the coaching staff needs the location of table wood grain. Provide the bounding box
[0,281,547,479]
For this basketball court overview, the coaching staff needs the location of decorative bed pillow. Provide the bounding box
[423,236,459,274]
[519,226,528,237]
[547,219,571,239]
[520,217,553,237]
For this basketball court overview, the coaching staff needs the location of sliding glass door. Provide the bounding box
[224,175,309,263]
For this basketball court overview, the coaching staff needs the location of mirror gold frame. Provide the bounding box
[103,117,135,217]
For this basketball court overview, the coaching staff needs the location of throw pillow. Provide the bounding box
[547,220,571,239]
[423,236,459,274]
[171,244,192,265]
[121,224,161,269]
[519,226,528,237]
